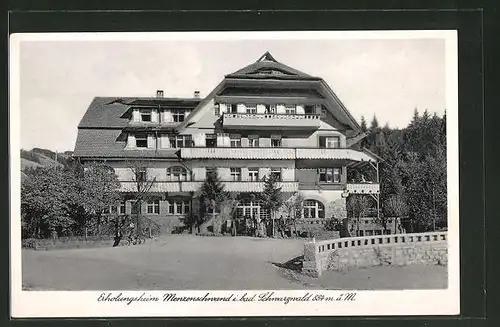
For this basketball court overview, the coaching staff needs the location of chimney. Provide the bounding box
[156,90,164,98]
[194,90,200,98]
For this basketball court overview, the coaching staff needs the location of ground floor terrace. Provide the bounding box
[22,235,447,291]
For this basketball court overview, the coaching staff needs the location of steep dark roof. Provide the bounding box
[225,51,319,80]
[73,129,178,159]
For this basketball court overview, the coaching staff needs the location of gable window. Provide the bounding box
[172,110,185,123]
[147,200,160,214]
[319,168,342,183]
[230,168,242,181]
[319,136,340,148]
[167,166,188,181]
[167,200,190,215]
[136,134,148,148]
[303,200,325,219]
[246,104,257,114]
[285,105,296,115]
[205,134,217,148]
[206,167,217,180]
[230,134,241,147]
[248,135,259,148]
[169,135,192,148]
[248,168,259,181]
[271,135,282,147]
[140,110,152,122]
[270,168,282,181]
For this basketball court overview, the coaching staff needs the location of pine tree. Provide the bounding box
[369,115,379,132]
[258,174,284,237]
[360,116,368,133]
[200,170,228,234]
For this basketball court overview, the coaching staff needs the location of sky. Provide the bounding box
[18,36,446,152]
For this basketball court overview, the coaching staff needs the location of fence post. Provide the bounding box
[302,240,321,277]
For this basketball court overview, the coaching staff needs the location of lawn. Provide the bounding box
[22,235,447,290]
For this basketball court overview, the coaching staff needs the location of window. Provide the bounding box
[271,135,282,147]
[285,105,296,114]
[230,134,241,147]
[168,200,190,215]
[119,202,126,214]
[270,168,282,181]
[214,104,220,116]
[167,166,188,181]
[140,110,152,122]
[205,134,217,148]
[169,135,192,148]
[137,167,147,183]
[248,168,259,181]
[228,104,238,113]
[248,135,259,147]
[147,200,160,214]
[172,110,185,123]
[304,105,315,114]
[230,168,241,181]
[131,201,140,214]
[319,168,342,183]
[303,200,325,219]
[136,134,148,148]
[206,167,217,180]
[246,104,257,114]
[319,136,340,148]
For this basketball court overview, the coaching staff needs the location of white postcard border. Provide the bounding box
[10,30,459,317]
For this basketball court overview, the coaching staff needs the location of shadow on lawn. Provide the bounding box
[272,255,304,272]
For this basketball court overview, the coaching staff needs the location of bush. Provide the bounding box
[22,238,40,250]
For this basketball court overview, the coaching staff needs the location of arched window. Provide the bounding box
[303,200,325,219]
[167,166,188,181]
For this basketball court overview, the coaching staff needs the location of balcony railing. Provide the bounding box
[295,148,376,162]
[345,183,380,194]
[180,147,296,159]
[119,181,182,193]
[182,181,299,193]
[222,113,321,129]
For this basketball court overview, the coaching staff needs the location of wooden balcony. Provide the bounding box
[181,181,299,193]
[345,183,380,194]
[295,148,377,162]
[222,113,321,130]
[180,147,295,159]
[119,181,182,193]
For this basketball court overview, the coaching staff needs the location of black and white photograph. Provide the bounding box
[10,31,459,317]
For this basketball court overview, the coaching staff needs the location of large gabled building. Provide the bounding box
[73,52,381,235]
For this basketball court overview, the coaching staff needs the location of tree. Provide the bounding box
[282,193,304,237]
[369,115,379,132]
[379,194,408,233]
[258,174,284,237]
[199,170,228,234]
[218,198,240,235]
[126,161,156,241]
[346,195,371,237]
[360,116,368,133]
[21,167,77,238]
[77,163,121,238]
